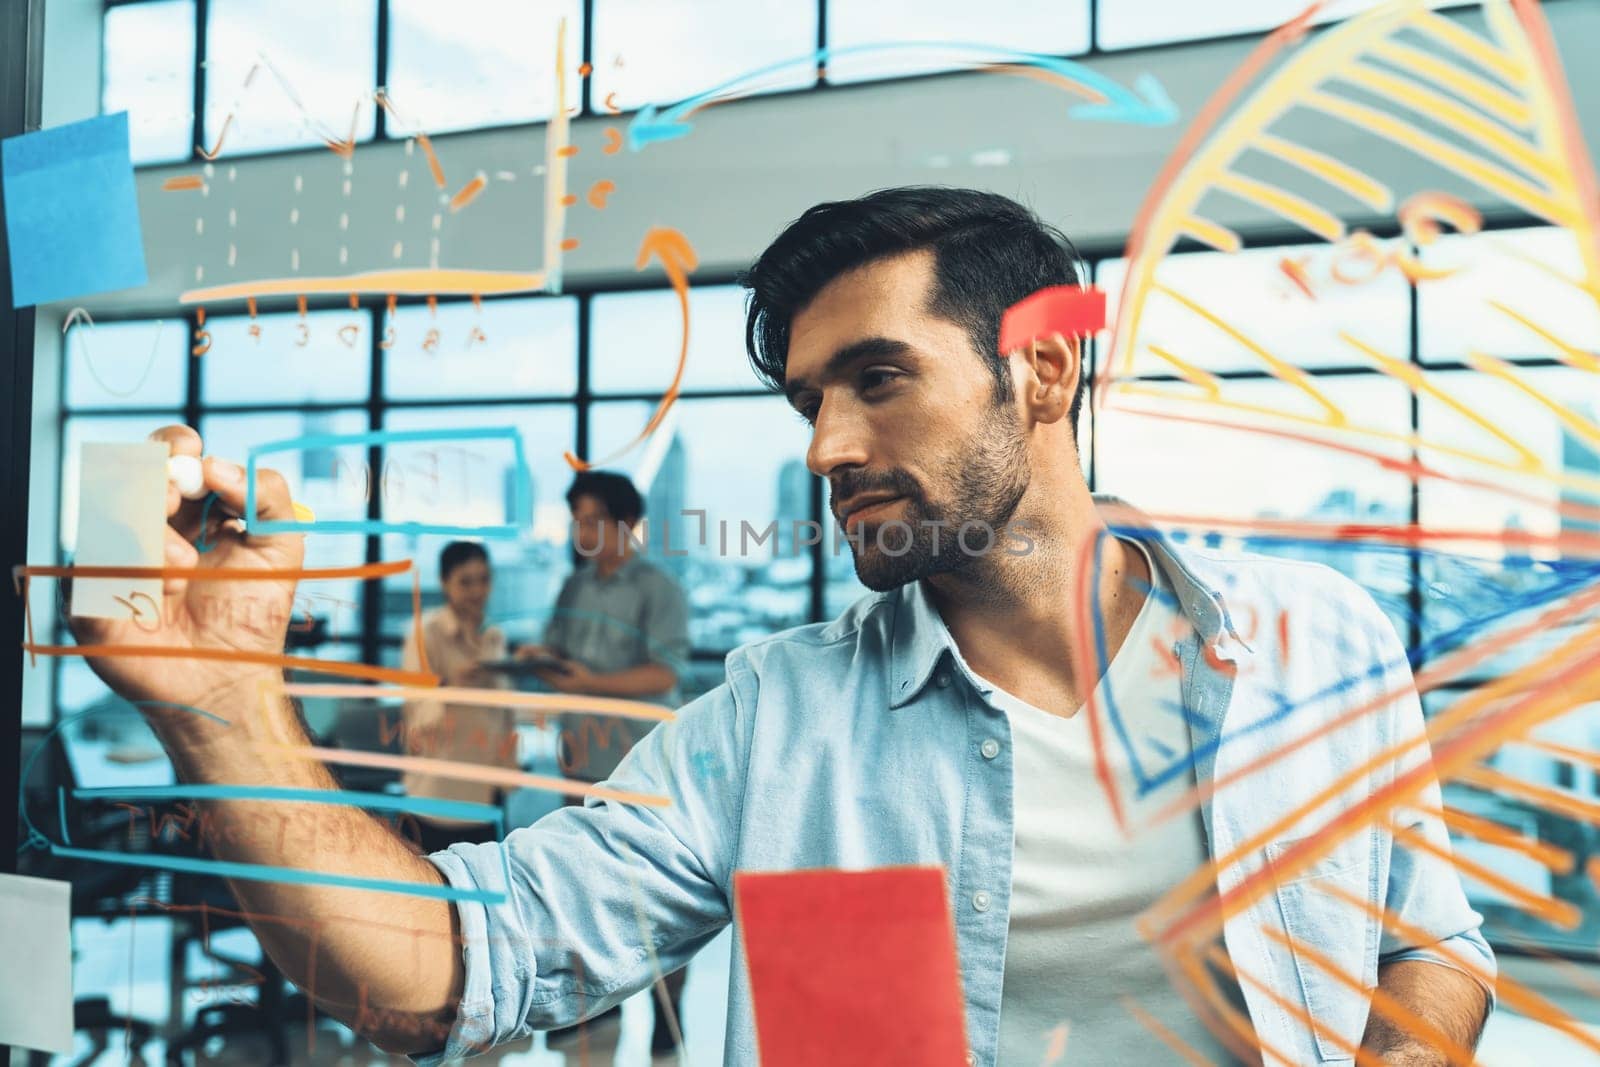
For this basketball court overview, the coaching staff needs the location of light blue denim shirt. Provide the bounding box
[421,496,1494,1066]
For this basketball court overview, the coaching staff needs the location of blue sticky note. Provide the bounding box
[2,112,148,308]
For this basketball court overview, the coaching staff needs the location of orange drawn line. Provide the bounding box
[1118,996,1212,1066]
[1277,255,1317,299]
[1161,628,1600,949]
[560,238,579,252]
[603,92,620,114]
[559,193,577,207]
[1392,821,1580,927]
[1317,879,1599,1050]
[565,228,697,471]
[556,144,578,158]
[578,62,592,77]
[416,133,446,188]
[162,175,206,192]
[282,682,675,722]
[587,179,615,209]
[448,174,487,212]
[603,127,622,154]
[1206,944,1383,1067]
[24,643,435,686]
[1256,926,1479,1067]
[180,267,547,304]
[1437,805,1574,873]
[15,561,411,581]
[266,745,671,808]
[198,113,233,160]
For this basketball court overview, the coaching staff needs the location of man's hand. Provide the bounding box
[536,657,593,693]
[68,425,305,714]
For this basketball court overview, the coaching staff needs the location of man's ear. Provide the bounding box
[1009,331,1080,425]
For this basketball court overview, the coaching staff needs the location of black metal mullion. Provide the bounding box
[191,0,207,161]
[814,0,827,86]
[362,304,385,667]
[374,0,389,140]
[576,293,591,462]
[579,0,594,117]
[0,6,44,1041]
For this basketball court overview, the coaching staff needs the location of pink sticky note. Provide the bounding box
[735,866,969,1066]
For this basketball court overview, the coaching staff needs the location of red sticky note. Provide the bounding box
[735,866,968,1066]
[999,285,1106,354]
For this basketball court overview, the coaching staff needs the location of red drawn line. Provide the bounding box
[999,285,1107,354]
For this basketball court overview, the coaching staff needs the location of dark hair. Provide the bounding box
[439,540,489,582]
[741,186,1086,428]
[566,470,644,526]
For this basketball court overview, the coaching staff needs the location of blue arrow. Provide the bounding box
[628,41,1178,152]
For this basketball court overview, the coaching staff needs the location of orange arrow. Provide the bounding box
[564,228,697,471]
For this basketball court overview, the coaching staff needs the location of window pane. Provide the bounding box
[1096,375,1415,639]
[204,0,377,157]
[1097,0,1464,50]
[64,319,187,410]
[591,0,818,114]
[103,0,196,163]
[1098,245,1410,374]
[202,309,371,404]
[200,410,372,623]
[826,0,1090,84]
[1418,227,1600,365]
[377,405,577,641]
[590,397,812,650]
[591,286,759,394]
[385,0,583,133]
[384,296,577,400]
[1416,366,1600,682]
[60,414,184,556]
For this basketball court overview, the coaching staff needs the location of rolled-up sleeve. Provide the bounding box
[409,658,754,1063]
[1369,612,1497,1010]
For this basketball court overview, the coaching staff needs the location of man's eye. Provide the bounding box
[862,368,900,391]
[793,404,817,426]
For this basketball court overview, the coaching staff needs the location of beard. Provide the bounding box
[833,403,1031,592]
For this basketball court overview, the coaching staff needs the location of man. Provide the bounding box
[516,470,691,1056]
[398,541,513,855]
[74,187,1492,1066]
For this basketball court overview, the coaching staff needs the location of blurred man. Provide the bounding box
[518,470,690,1056]
[399,541,512,855]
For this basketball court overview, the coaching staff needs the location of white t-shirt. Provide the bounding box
[990,541,1249,1065]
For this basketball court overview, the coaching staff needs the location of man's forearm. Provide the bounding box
[590,662,678,697]
[146,673,465,1054]
[1364,958,1489,1065]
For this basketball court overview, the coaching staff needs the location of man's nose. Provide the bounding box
[805,398,870,479]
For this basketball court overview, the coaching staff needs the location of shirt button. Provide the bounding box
[935,672,950,688]
[972,890,991,912]
[980,738,1000,759]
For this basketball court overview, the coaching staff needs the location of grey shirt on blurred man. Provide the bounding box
[542,554,690,782]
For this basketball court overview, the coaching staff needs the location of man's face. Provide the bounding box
[784,249,1031,591]
[570,493,618,557]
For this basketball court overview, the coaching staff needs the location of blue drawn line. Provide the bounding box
[629,41,1176,151]
[245,425,531,539]
[18,701,513,903]
[195,491,224,554]
[45,844,507,904]
[58,787,70,847]
[71,784,502,825]
[1090,525,1600,799]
